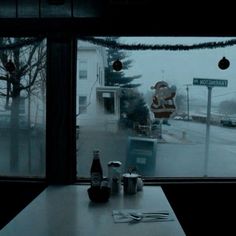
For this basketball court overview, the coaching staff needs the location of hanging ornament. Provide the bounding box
[112,59,122,71]
[5,59,16,73]
[218,57,230,70]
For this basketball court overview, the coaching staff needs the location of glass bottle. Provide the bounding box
[90,150,103,188]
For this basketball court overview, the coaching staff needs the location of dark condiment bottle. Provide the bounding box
[90,150,103,188]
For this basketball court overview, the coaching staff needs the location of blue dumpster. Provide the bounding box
[126,136,157,176]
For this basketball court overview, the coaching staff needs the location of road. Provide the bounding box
[163,120,236,145]
[1,120,234,178]
[77,121,236,178]
[158,120,236,177]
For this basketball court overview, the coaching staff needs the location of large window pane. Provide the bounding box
[0,37,46,177]
[76,37,236,178]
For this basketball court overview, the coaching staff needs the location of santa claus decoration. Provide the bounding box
[150,81,177,119]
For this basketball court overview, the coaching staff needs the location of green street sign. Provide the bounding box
[193,78,228,87]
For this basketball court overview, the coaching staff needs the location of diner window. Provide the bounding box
[76,37,236,179]
[0,37,46,178]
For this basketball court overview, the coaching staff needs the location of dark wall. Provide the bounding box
[0,181,47,230]
[163,183,236,236]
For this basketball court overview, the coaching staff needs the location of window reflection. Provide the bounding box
[0,37,46,177]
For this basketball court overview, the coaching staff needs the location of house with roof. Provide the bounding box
[76,40,120,132]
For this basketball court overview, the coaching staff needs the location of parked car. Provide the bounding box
[173,115,183,120]
[220,118,236,127]
[183,115,193,121]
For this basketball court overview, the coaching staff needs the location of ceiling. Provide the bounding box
[0,1,234,36]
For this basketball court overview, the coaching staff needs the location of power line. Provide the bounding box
[183,84,192,121]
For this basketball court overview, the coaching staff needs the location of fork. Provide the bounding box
[128,212,169,223]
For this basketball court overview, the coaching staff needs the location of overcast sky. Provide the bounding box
[121,37,236,105]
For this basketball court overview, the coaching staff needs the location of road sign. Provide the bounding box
[193,78,228,87]
[192,77,228,176]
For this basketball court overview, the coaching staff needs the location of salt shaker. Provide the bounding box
[107,161,122,194]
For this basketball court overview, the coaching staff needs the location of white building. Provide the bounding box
[76,40,120,132]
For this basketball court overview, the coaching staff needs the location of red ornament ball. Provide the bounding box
[218,57,230,70]
[113,60,122,71]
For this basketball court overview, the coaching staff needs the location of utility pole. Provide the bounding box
[184,84,192,121]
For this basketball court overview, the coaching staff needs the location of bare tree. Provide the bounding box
[218,99,236,115]
[0,37,46,172]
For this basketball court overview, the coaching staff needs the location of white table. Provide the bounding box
[1,185,186,236]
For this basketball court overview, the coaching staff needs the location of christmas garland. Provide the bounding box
[2,36,236,51]
[0,37,45,51]
[78,36,236,51]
